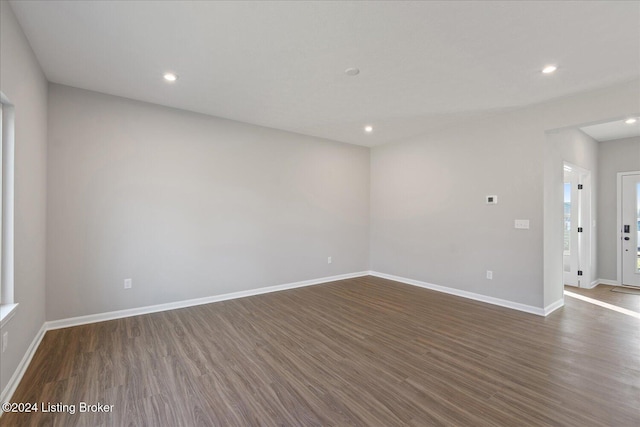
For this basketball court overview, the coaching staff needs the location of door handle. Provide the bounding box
[624,237,630,241]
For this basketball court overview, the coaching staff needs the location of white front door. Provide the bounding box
[621,173,640,287]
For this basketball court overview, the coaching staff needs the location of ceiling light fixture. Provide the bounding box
[542,65,557,74]
[345,67,360,76]
[163,72,178,82]
[364,125,373,133]
[624,118,637,124]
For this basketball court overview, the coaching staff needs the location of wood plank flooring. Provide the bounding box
[565,283,640,311]
[3,276,639,426]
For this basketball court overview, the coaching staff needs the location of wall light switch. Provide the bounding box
[514,219,530,229]
[124,278,132,289]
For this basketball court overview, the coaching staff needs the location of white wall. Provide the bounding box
[46,84,370,321]
[371,79,639,310]
[0,1,48,398]
[371,111,545,307]
[545,128,599,287]
[597,136,640,281]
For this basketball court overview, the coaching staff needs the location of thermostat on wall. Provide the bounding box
[486,195,498,204]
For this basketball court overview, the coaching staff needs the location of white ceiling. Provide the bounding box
[9,1,640,147]
[580,119,640,142]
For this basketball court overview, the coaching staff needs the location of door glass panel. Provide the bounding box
[564,182,571,256]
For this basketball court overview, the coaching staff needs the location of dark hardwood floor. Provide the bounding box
[3,276,639,426]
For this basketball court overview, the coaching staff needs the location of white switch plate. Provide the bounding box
[514,219,530,229]
[124,278,132,289]
[486,270,493,280]
[328,256,332,264]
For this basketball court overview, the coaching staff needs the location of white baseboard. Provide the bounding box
[0,323,46,411]
[46,271,369,331]
[593,278,619,287]
[544,298,565,315]
[369,271,550,316]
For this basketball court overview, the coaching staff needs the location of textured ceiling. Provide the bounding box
[9,1,640,146]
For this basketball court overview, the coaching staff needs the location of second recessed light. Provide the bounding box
[364,125,373,133]
[542,65,557,74]
[163,72,178,82]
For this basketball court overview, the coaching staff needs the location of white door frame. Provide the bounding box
[617,171,640,285]
[563,162,592,288]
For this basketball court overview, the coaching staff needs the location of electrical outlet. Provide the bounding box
[2,331,8,353]
[486,270,493,280]
[124,278,132,289]
[328,256,332,264]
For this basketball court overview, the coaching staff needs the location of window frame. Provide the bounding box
[0,93,17,327]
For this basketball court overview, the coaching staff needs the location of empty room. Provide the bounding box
[1,1,639,426]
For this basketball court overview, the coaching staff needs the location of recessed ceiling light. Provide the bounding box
[163,72,178,82]
[624,118,637,124]
[345,67,360,76]
[542,65,557,74]
[364,125,373,133]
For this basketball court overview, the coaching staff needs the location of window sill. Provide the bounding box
[0,303,18,328]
